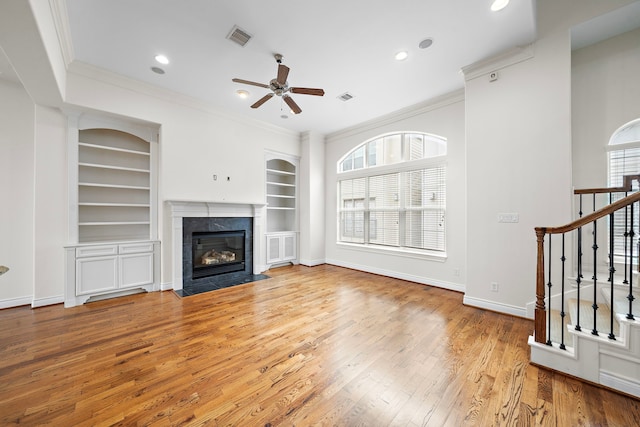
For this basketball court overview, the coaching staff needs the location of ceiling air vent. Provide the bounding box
[226,25,252,47]
[337,92,354,102]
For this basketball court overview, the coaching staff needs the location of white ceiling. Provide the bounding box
[60,0,537,134]
[2,1,639,135]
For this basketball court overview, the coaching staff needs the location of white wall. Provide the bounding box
[572,27,640,190]
[463,0,636,316]
[324,91,466,291]
[32,105,68,307]
[299,131,326,266]
[64,68,301,290]
[0,81,35,307]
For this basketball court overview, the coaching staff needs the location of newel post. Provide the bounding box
[535,227,547,344]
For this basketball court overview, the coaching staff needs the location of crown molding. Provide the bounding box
[326,89,465,142]
[461,43,535,81]
[66,60,299,139]
[49,0,74,67]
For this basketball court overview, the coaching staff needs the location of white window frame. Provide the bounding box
[337,132,447,261]
[607,119,640,265]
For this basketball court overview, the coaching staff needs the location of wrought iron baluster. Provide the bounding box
[629,201,636,320]
[624,194,629,284]
[576,224,582,331]
[560,233,567,350]
[592,194,599,336]
[547,234,553,346]
[609,207,616,340]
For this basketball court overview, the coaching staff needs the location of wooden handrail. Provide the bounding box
[536,191,640,236]
[534,185,640,344]
[574,174,640,195]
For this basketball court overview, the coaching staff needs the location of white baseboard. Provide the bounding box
[0,295,33,309]
[600,370,640,398]
[463,295,527,317]
[31,295,64,308]
[299,258,326,267]
[325,258,465,293]
[160,281,174,291]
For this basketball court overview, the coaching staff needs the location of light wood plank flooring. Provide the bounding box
[1,264,639,426]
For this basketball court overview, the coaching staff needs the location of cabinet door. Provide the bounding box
[266,235,282,264]
[282,234,296,261]
[77,256,118,295]
[119,252,154,288]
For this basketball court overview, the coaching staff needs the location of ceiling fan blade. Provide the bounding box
[283,95,302,114]
[251,93,274,109]
[232,78,269,89]
[277,64,290,85]
[290,87,325,96]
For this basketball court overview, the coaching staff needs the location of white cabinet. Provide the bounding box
[265,153,299,267]
[67,241,159,306]
[266,232,297,265]
[65,115,160,307]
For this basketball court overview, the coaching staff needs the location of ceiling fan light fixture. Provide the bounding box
[491,0,510,12]
[395,51,409,61]
[236,89,249,99]
[154,54,169,65]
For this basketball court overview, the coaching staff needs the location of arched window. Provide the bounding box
[608,119,640,260]
[337,132,447,253]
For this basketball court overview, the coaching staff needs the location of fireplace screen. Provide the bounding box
[192,230,245,279]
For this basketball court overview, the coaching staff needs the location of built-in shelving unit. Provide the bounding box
[77,129,152,243]
[65,116,160,307]
[265,155,298,266]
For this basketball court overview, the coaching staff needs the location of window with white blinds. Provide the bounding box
[337,132,446,253]
[608,119,640,261]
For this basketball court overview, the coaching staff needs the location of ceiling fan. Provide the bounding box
[232,54,325,114]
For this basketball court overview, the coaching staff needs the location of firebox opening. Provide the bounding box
[192,230,245,279]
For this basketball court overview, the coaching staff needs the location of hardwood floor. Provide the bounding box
[1,264,639,426]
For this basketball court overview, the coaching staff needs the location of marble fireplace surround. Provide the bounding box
[168,201,266,290]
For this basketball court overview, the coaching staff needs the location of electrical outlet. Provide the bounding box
[491,282,499,292]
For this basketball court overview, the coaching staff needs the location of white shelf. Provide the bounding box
[79,203,150,207]
[266,168,295,176]
[267,181,295,188]
[79,142,150,156]
[79,221,151,226]
[267,194,295,199]
[79,162,150,174]
[267,207,296,211]
[79,182,150,190]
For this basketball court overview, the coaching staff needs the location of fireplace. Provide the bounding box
[182,216,254,288]
[192,230,245,279]
[168,201,266,291]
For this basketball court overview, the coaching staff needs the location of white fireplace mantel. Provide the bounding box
[168,200,267,290]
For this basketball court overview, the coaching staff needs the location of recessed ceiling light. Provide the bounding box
[281,115,288,119]
[395,51,409,61]
[419,38,434,49]
[491,0,509,12]
[151,66,165,74]
[154,54,169,65]
[236,89,249,99]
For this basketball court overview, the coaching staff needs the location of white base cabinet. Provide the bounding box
[266,232,297,266]
[65,241,159,307]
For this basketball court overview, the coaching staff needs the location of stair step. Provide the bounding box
[601,287,634,317]
[568,298,620,337]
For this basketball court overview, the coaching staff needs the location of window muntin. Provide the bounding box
[607,119,640,261]
[338,132,447,253]
[338,132,446,172]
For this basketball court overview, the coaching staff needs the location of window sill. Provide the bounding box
[336,242,447,262]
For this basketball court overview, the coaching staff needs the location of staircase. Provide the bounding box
[529,176,640,398]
